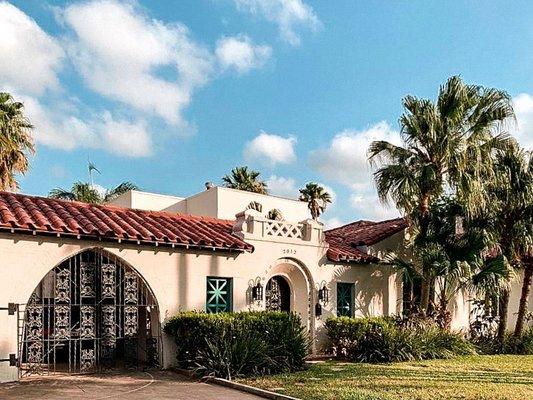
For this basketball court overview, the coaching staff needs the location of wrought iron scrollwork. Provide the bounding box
[80,305,96,339]
[124,306,138,337]
[26,305,43,341]
[101,264,116,298]
[80,349,95,371]
[80,262,96,297]
[101,305,116,344]
[265,279,282,311]
[55,268,70,303]
[124,272,138,304]
[54,305,70,340]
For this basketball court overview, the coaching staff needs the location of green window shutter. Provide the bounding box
[337,283,354,317]
[206,277,233,313]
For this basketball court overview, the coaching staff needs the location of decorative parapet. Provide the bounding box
[233,209,325,245]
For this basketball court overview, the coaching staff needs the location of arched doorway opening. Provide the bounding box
[20,249,161,375]
[265,276,291,312]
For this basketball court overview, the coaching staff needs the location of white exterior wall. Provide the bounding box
[108,187,310,221]
[110,190,186,213]
[0,220,400,382]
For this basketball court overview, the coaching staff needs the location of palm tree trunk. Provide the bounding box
[420,275,431,315]
[514,262,533,337]
[497,289,510,341]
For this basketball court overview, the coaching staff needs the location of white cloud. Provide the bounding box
[309,121,401,189]
[16,93,151,157]
[216,35,271,73]
[266,175,298,198]
[62,0,214,128]
[309,122,402,221]
[101,112,152,157]
[244,131,297,166]
[350,193,401,221]
[322,217,345,230]
[511,94,533,150]
[0,1,64,94]
[234,0,321,46]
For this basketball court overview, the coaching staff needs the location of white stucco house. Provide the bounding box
[0,186,529,382]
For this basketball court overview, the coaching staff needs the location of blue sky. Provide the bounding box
[1,0,532,226]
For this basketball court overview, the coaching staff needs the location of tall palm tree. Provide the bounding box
[487,144,533,337]
[0,92,35,191]
[222,166,267,194]
[368,76,515,313]
[49,181,138,204]
[299,182,332,220]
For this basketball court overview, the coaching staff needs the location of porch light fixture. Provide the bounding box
[252,281,263,302]
[315,302,322,317]
[318,282,329,304]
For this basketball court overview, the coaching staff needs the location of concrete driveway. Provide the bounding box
[0,370,264,399]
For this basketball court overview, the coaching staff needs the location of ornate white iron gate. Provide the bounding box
[19,250,161,375]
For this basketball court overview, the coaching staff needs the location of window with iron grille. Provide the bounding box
[206,277,233,313]
[337,282,354,317]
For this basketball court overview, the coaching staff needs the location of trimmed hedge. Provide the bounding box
[325,316,476,362]
[164,311,309,379]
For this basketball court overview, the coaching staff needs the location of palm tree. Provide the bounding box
[487,144,533,337]
[0,92,35,191]
[299,182,331,220]
[267,208,283,221]
[49,181,138,204]
[222,166,267,194]
[368,76,515,313]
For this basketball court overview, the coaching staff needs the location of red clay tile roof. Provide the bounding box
[325,218,407,263]
[0,191,253,253]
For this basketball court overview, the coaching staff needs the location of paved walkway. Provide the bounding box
[0,370,264,399]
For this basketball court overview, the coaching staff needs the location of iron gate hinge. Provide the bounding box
[0,354,17,366]
[0,303,17,315]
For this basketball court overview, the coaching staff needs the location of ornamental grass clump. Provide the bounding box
[325,315,475,363]
[164,311,309,379]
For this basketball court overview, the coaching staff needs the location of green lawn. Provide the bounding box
[237,355,533,400]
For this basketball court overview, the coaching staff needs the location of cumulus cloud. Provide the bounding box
[16,93,151,157]
[216,35,271,73]
[350,193,401,221]
[61,0,214,128]
[244,131,297,166]
[309,121,401,189]
[266,175,298,198]
[511,94,533,150]
[309,122,402,221]
[322,216,345,230]
[100,113,152,157]
[234,0,321,46]
[0,1,64,94]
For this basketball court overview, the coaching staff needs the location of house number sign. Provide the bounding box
[282,248,297,255]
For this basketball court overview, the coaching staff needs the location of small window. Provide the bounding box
[206,277,233,313]
[337,282,354,317]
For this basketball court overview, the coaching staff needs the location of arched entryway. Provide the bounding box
[265,276,291,312]
[266,258,315,335]
[20,249,161,375]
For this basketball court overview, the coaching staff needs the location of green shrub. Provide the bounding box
[501,327,533,355]
[325,315,475,363]
[164,311,309,378]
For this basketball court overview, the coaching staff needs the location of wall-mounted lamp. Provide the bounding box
[318,282,329,304]
[252,281,263,302]
[315,302,322,317]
